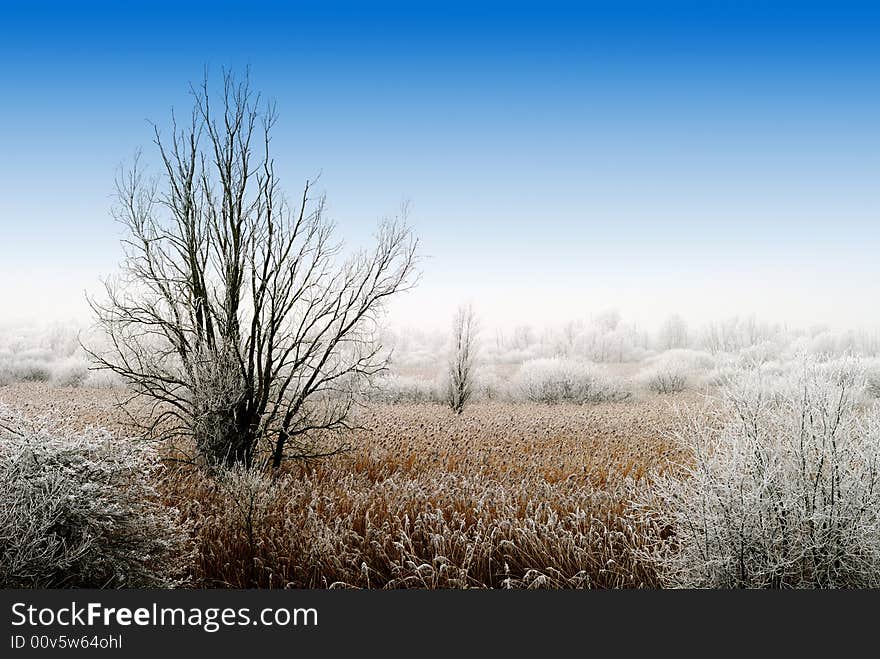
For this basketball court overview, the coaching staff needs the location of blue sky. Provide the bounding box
[1,1,878,330]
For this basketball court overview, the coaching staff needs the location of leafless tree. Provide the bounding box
[87,70,418,469]
[658,313,689,350]
[446,304,478,414]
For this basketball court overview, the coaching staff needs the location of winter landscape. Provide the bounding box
[2,3,880,590]
[4,309,880,588]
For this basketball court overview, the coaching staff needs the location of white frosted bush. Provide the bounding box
[0,353,121,388]
[11,359,52,382]
[0,360,12,386]
[81,368,126,389]
[489,345,544,365]
[473,369,504,401]
[0,356,46,385]
[512,358,630,404]
[786,329,880,359]
[656,314,689,351]
[698,316,784,353]
[641,364,688,394]
[15,347,56,362]
[736,340,786,366]
[865,359,880,399]
[368,370,505,406]
[639,349,716,394]
[701,365,738,388]
[369,374,443,404]
[0,323,120,388]
[49,356,90,387]
[572,327,648,363]
[0,407,193,587]
[641,359,880,588]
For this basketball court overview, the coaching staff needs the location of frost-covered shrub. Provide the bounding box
[14,347,56,362]
[641,359,880,588]
[0,324,121,388]
[80,368,125,389]
[368,374,444,404]
[0,408,193,588]
[485,344,544,365]
[0,360,11,386]
[473,369,504,401]
[49,356,90,387]
[639,349,716,394]
[511,358,630,404]
[755,359,793,378]
[698,316,784,353]
[11,359,52,382]
[480,313,650,364]
[0,356,47,385]
[656,314,689,351]
[368,369,506,406]
[572,323,649,363]
[700,366,737,388]
[794,329,880,358]
[641,364,688,394]
[865,359,880,399]
[814,354,866,386]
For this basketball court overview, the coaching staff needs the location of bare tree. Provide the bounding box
[446,304,478,414]
[87,70,418,469]
[658,313,689,351]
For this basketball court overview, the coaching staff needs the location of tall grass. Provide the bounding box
[159,402,681,588]
[162,468,658,588]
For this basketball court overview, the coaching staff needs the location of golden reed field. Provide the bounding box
[0,382,702,589]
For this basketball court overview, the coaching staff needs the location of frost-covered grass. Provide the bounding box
[7,353,880,589]
[160,401,675,588]
[0,406,193,588]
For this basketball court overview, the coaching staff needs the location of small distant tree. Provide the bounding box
[512,324,534,351]
[658,314,688,351]
[446,304,478,414]
[88,70,418,469]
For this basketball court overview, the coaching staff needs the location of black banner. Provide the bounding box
[1,589,876,656]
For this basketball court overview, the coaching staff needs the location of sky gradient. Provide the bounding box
[1,1,878,331]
